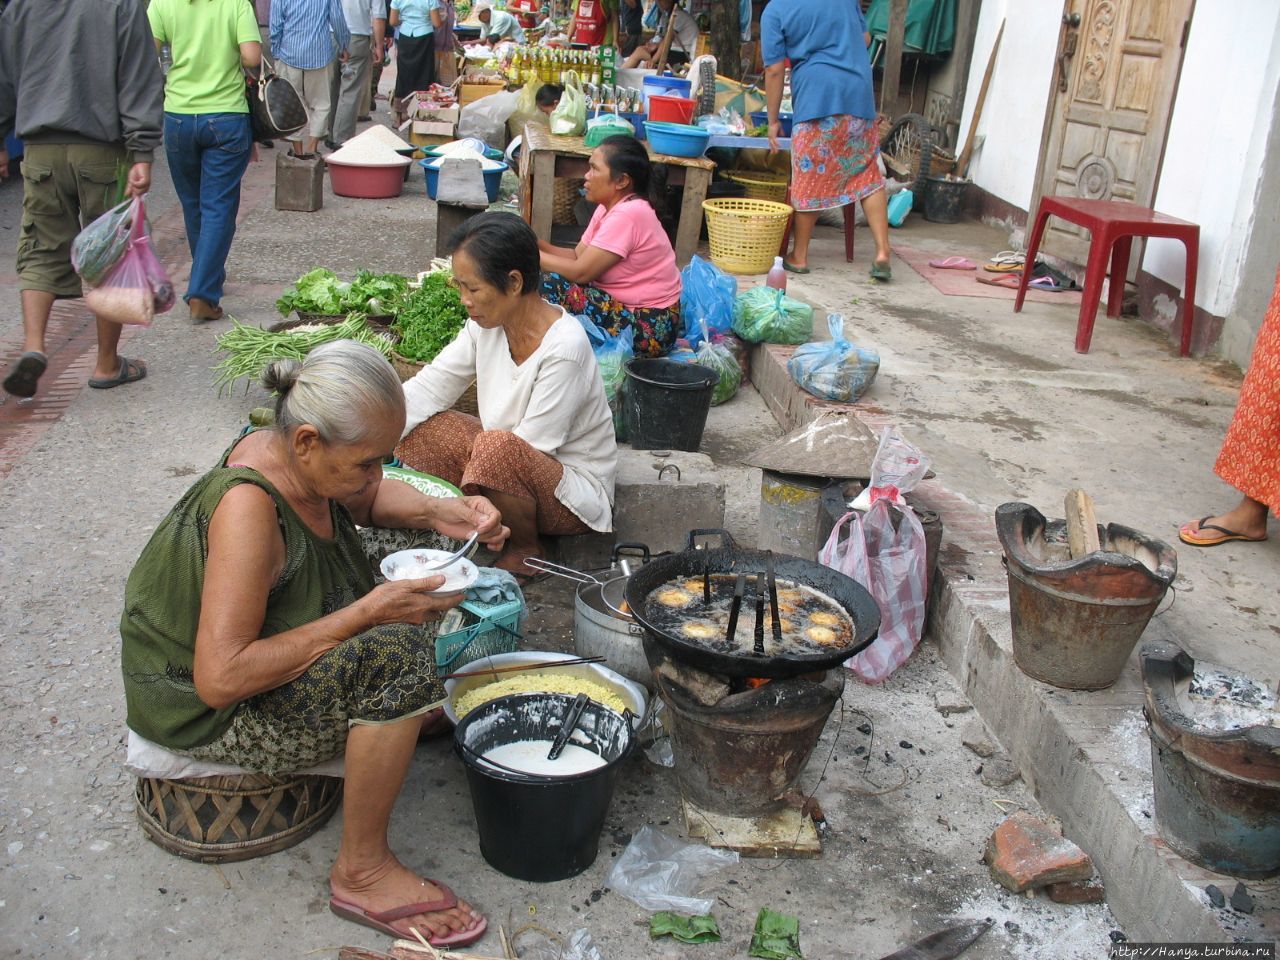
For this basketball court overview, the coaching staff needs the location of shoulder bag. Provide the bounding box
[246,57,309,141]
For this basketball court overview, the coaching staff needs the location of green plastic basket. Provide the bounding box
[436,596,524,673]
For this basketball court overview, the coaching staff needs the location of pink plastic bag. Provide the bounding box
[83,196,174,326]
[819,497,928,683]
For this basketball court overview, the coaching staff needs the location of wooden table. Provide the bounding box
[519,125,715,265]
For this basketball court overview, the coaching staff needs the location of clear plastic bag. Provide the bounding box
[584,109,636,147]
[669,319,741,405]
[550,71,587,136]
[680,255,736,348]
[83,196,174,326]
[578,316,634,441]
[71,197,134,287]
[732,286,813,345]
[606,826,739,914]
[458,88,520,144]
[868,427,931,503]
[786,313,879,402]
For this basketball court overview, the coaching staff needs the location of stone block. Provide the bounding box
[1046,878,1106,905]
[933,690,973,716]
[545,531,614,572]
[961,717,996,758]
[612,449,725,555]
[979,755,1021,788]
[275,152,323,212]
[984,811,1094,893]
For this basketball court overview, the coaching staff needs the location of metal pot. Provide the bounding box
[527,545,656,690]
[623,529,881,679]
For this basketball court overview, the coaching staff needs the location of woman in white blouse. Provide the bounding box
[396,213,617,580]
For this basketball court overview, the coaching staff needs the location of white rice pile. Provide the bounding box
[326,138,410,166]
[425,154,506,172]
[348,124,413,151]
[435,138,491,158]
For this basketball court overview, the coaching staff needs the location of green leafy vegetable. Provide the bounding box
[213,314,394,394]
[393,271,470,363]
[276,268,410,316]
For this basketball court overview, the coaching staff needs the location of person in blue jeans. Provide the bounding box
[148,0,262,322]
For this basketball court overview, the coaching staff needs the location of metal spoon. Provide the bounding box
[423,532,479,571]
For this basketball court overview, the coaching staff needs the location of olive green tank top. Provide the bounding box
[120,441,375,750]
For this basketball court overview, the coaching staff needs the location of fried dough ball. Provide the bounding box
[805,625,839,646]
[808,610,841,627]
[656,588,695,608]
[680,621,720,640]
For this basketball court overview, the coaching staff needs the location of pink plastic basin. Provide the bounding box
[326,159,409,199]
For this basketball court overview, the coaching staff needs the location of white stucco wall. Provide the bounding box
[958,0,1280,364]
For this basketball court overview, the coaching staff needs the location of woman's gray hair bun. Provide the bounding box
[271,340,405,444]
[262,358,303,397]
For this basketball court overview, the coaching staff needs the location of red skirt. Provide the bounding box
[790,114,885,212]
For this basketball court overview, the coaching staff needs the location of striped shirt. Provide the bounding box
[270,0,350,70]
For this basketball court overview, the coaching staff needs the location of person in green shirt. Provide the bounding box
[121,341,504,947]
[147,0,262,323]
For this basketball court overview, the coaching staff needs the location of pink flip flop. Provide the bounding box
[330,882,488,946]
[927,256,977,270]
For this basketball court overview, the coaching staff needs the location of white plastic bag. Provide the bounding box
[457,88,520,144]
[821,498,927,683]
[550,71,587,136]
[606,826,739,914]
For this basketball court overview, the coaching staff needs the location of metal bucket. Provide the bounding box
[1141,641,1280,878]
[995,502,1177,690]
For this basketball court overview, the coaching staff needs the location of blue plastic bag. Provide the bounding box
[664,319,742,406]
[577,315,634,440]
[786,314,880,402]
[680,255,737,349]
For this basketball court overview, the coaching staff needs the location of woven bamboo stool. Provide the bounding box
[135,773,342,863]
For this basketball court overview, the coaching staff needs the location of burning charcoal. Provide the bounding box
[1230,883,1254,914]
[1204,885,1225,908]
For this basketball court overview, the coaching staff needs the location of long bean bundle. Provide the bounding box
[213,314,394,394]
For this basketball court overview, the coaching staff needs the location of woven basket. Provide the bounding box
[723,169,789,203]
[135,773,342,863]
[553,178,585,226]
[389,350,480,415]
[702,198,794,275]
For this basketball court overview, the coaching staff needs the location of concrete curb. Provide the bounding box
[747,339,1274,942]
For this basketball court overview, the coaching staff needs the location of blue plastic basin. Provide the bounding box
[642,121,710,159]
[749,111,793,137]
[642,74,692,105]
[420,158,507,203]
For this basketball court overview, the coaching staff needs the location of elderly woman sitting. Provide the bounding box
[538,135,683,357]
[397,213,617,578]
[120,341,507,946]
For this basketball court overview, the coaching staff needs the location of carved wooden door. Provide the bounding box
[1033,0,1195,266]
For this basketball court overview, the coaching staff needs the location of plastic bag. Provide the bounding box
[507,79,546,137]
[867,427,931,503]
[606,826,739,915]
[786,313,879,402]
[669,319,740,405]
[71,197,134,287]
[579,315,634,441]
[458,88,520,144]
[584,109,636,147]
[550,71,587,136]
[680,255,736,348]
[83,196,174,326]
[513,928,606,960]
[732,286,813,345]
[819,497,927,683]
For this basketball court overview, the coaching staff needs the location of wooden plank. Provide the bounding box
[1064,488,1101,558]
[881,0,908,116]
[674,166,711,266]
[529,149,555,239]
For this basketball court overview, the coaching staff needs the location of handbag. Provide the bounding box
[246,57,308,141]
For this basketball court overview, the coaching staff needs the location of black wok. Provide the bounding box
[623,530,881,679]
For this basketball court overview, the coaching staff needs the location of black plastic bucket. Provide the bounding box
[921,176,970,223]
[623,358,717,451]
[454,693,634,882]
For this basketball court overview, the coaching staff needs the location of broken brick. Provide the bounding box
[1045,878,1106,904]
[984,811,1094,893]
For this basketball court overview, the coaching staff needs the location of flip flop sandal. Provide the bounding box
[984,250,1026,273]
[3,351,48,398]
[88,356,147,389]
[869,261,892,282]
[1030,260,1081,290]
[1027,275,1061,290]
[782,260,811,275]
[1178,518,1268,547]
[927,256,977,270]
[975,273,1021,289]
[330,887,488,947]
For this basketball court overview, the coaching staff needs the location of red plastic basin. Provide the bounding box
[326,159,409,199]
[648,95,696,125]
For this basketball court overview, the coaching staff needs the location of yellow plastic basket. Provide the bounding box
[702,198,794,275]
[723,169,790,203]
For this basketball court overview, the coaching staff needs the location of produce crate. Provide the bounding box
[459,82,507,106]
[436,596,524,673]
[407,119,456,148]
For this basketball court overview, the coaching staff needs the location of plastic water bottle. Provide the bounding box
[766,255,788,292]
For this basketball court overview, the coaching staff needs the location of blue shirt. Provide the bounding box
[760,0,876,124]
[271,0,351,69]
[391,0,439,38]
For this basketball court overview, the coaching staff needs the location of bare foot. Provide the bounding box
[331,855,482,940]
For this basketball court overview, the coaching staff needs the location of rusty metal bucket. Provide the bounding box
[649,643,845,815]
[1141,640,1280,878]
[995,502,1177,690]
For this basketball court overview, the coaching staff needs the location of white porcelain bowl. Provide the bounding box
[380,549,479,594]
[443,650,648,729]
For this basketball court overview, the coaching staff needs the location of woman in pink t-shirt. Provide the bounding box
[538,135,683,356]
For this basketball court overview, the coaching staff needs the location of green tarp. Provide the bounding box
[866,0,956,58]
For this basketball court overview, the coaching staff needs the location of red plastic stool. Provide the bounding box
[1015,196,1199,355]
[778,187,855,264]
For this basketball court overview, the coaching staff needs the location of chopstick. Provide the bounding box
[725,572,746,645]
[767,550,782,647]
[440,656,606,681]
[753,571,766,656]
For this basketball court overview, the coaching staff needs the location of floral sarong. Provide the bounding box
[540,272,682,357]
[791,114,885,212]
